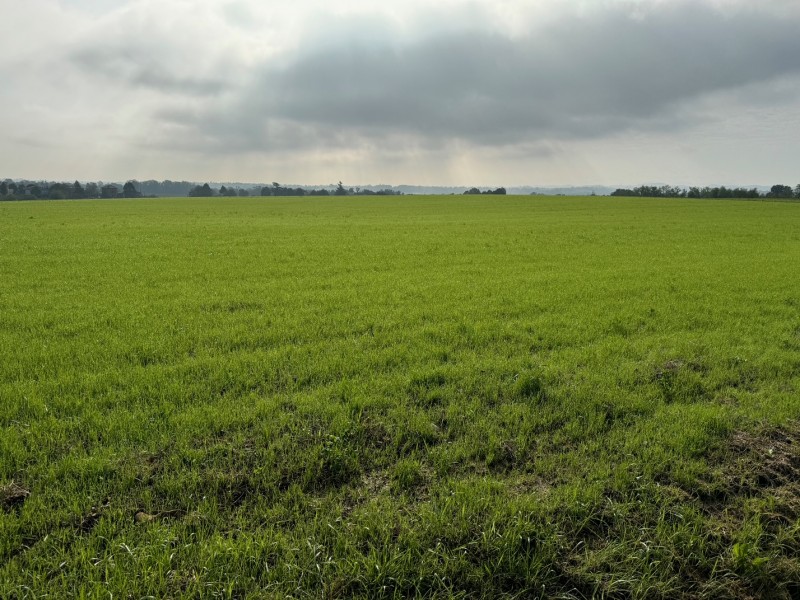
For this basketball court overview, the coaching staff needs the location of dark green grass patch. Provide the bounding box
[1,195,799,598]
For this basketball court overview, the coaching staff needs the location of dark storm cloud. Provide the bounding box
[148,2,800,152]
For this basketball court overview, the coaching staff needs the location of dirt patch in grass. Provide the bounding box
[506,474,553,498]
[558,423,800,599]
[654,359,685,378]
[1,482,30,512]
[700,422,800,597]
[701,422,800,525]
[361,470,390,496]
[704,422,800,505]
[78,498,110,534]
[133,509,185,525]
[729,427,800,486]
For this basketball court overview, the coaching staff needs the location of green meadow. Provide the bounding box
[1,195,799,598]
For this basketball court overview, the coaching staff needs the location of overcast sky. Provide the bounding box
[2,0,799,187]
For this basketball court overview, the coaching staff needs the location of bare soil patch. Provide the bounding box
[1,482,30,512]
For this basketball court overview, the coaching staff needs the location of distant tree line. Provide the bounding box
[0,179,150,200]
[255,182,332,197]
[188,183,254,197]
[610,184,800,200]
[463,187,507,195]
[5,178,799,201]
[0,179,208,201]
[187,181,404,197]
[0,178,406,201]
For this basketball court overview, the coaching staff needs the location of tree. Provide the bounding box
[463,187,481,195]
[49,183,71,199]
[85,182,99,199]
[101,184,119,198]
[188,183,214,197]
[794,185,800,199]
[767,184,793,198]
[218,185,239,197]
[335,181,347,196]
[71,181,85,199]
[123,181,141,198]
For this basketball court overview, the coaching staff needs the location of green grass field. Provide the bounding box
[1,195,800,598]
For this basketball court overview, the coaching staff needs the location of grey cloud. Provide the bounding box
[72,45,226,95]
[153,2,800,153]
